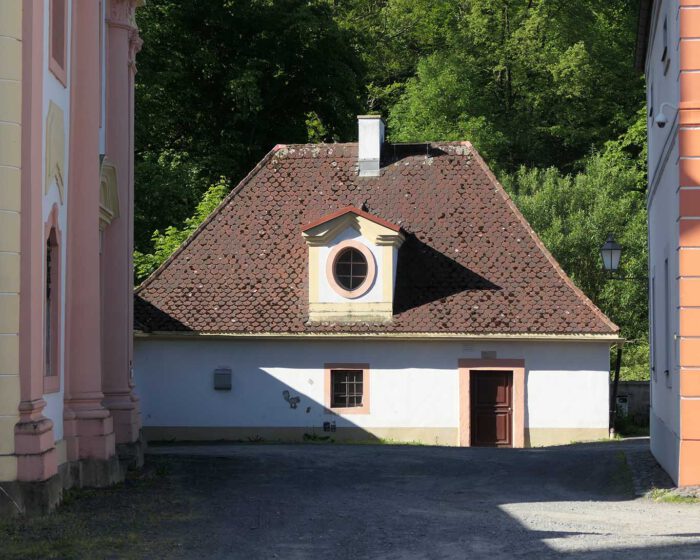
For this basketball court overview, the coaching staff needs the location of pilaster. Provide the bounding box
[14,0,59,483]
[63,1,114,462]
[677,0,700,486]
[0,0,22,484]
[101,0,143,445]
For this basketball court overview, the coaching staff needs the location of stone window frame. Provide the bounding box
[325,240,376,299]
[324,363,371,415]
[49,0,68,86]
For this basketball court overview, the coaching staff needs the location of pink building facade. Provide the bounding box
[0,0,143,514]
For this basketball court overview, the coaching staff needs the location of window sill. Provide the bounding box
[324,405,370,416]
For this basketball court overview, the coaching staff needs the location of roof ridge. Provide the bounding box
[272,140,473,150]
[135,146,281,294]
[464,142,620,335]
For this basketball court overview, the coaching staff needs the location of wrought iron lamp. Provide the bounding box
[600,234,622,274]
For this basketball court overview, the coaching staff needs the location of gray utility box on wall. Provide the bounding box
[214,368,232,391]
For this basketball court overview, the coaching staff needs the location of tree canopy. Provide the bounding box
[337,0,643,171]
[134,0,363,251]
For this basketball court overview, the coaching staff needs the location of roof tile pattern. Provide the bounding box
[135,142,617,335]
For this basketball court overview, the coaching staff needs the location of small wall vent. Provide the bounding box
[213,368,232,391]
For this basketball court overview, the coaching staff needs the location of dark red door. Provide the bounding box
[471,371,513,447]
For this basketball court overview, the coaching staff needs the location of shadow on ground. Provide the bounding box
[1,439,698,559]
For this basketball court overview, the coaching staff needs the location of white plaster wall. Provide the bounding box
[41,0,73,442]
[318,227,383,303]
[649,151,681,433]
[134,339,611,434]
[646,0,680,187]
[646,0,682,481]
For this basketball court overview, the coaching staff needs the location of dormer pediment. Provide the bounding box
[301,207,404,323]
[301,206,404,247]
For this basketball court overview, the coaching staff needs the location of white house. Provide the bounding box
[133,117,620,448]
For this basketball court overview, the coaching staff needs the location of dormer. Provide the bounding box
[301,207,404,323]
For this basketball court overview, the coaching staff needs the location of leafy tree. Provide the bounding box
[503,108,648,378]
[134,179,229,283]
[134,0,364,252]
[374,0,644,172]
[332,0,458,112]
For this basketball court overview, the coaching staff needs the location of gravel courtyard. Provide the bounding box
[3,439,700,559]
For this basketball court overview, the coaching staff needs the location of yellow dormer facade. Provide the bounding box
[301,207,404,323]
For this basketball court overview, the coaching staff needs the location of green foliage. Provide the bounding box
[134,0,364,252]
[648,488,700,503]
[134,179,229,283]
[618,342,651,382]
[503,108,649,377]
[345,0,645,172]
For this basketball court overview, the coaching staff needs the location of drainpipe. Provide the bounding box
[609,341,624,437]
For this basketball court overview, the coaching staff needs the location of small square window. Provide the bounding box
[331,369,364,408]
[325,363,369,414]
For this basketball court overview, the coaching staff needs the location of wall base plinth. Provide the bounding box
[0,473,63,516]
[14,416,58,482]
[525,427,610,447]
[64,402,116,460]
[116,434,145,470]
[0,452,130,517]
[103,391,141,445]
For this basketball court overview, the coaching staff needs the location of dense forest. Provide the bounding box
[133,0,647,378]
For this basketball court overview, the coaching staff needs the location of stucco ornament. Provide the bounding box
[99,158,120,227]
[45,102,65,203]
[107,0,144,69]
[108,0,141,28]
[128,29,144,71]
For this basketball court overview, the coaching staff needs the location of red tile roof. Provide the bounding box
[135,142,618,336]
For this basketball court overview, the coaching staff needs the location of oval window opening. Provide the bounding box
[334,247,368,291]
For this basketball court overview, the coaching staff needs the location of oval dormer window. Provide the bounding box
[326,240,377,299]
[335,247,368,291]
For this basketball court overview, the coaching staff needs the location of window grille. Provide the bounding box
[331,369,363,408]
[334,248,368,290]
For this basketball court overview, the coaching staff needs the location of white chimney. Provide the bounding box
[357,115,385,177]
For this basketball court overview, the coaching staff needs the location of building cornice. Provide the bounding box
[134,330,624,344]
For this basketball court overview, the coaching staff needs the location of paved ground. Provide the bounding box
[3,439,700,559]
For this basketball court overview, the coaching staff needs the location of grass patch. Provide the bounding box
[302,433,335,443]
[602,451,635,497]
[0,458,194,560]
[648,488,700,504]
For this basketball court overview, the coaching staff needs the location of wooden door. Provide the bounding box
[470,371,513,447]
